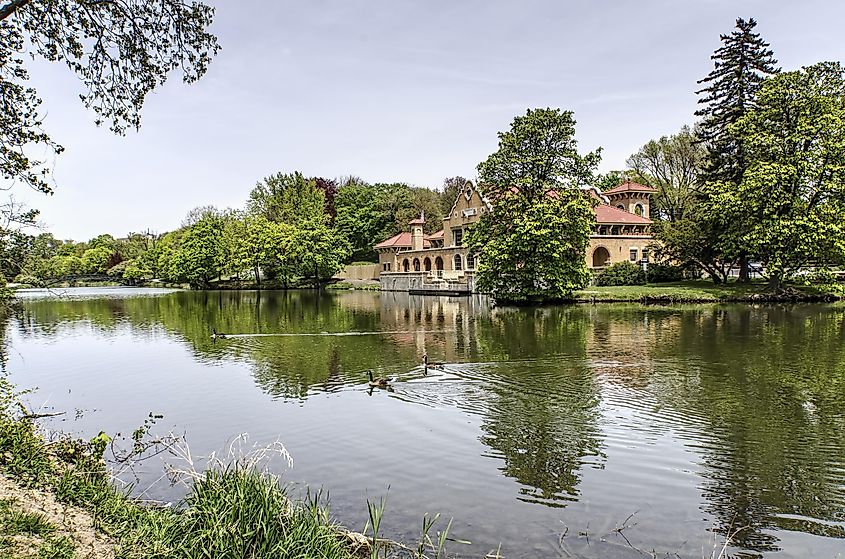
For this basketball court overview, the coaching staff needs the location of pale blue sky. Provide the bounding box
[15,0,845,240]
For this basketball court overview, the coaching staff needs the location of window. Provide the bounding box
[454,254,463,271]
[466,253,475,269]
[634,204,644,216]
[413,258,420,272]
[402,259,410,272]
[642,249,649,263]
[629,249,638,262]
[453,228,463,246]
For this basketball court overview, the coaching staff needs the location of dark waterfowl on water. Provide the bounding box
[367,370,391,388]
[422,352,446,370]
[211,328,227,340]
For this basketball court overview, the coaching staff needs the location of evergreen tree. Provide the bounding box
[695,17,779,183]
[695,17,778,281]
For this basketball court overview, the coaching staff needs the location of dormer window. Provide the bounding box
[464,186,472,200]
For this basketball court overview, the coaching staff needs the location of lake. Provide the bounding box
[5,288,845,558]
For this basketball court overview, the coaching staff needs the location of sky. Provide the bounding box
[12,0,845,241]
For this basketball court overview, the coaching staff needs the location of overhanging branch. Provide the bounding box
[0,0,31,21]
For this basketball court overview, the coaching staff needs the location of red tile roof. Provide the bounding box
[373,231,432,249]
[594,204,652,224]
[428,229,444,239]
[603,181,657,195]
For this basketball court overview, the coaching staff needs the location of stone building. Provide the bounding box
[375,180,655,293]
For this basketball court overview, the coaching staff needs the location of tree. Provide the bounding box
[467,108,600,303]
[248,172,326,226]
[652,210,740,284]
[696,17,779,281]
[440,176,468,214]
[285,220,350,287]
[715,62,845,290]
[229,215,287,286]
[696,17,779,183]
[593,170,626,192]
[395,187,444,235]
[1,0,219,195]
[170,216,225,288]
[627,125,707,221]
[81,246,111,274]
[334,179,388,262]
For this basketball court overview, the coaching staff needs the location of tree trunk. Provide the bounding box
[766,275,782,292]
[253,264,260,288]
[737,253,750,283]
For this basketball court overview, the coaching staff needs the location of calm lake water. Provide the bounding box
[5,288,845,558]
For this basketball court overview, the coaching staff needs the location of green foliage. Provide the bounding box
[626,125,706,221]
[652,206,740,284]
[713,62,845,288]
[440,176,468,214]
[285,221,351,286]
[696,17,779,183]
[170,216,226,288]
[645,262,685,283]
[594,261,645,286]
[81,246,112,274]
[468,191,595,302]
[248,172,326,226]
[469,108,599,303]
[0,1,219,195]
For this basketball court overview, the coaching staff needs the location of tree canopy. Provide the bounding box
[468,108,598,303]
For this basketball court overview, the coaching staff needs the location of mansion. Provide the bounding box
[374,180,655,293]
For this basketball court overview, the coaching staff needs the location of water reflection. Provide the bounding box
[8,290,845,558]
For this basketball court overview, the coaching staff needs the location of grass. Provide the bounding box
[0,374,464,559]
[574,280,844,303]
[0,498,74,559]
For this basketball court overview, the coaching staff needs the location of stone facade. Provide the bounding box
[375,180,656,292]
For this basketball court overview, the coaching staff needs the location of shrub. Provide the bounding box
[645,263,685,283]
[595,261,645,286]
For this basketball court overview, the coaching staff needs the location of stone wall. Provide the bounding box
[380,272,474,294]
[336,264,380,281]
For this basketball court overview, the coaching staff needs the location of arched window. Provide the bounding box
[402,259,410,272]
[413,258,420,271]
[466,253,475,269]
[454,254,463,271]
[424,257,431,271]
[435,257,443,271]
[634,204,644,216]
[617,204,625,211]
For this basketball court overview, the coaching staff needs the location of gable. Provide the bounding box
[443,181,490,229]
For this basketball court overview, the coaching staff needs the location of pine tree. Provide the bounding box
[695,17,779,184]
[695,17,778,282]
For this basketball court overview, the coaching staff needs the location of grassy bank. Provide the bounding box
[0,378,462,559]
[575,280,844,303]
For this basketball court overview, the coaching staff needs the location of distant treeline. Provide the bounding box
[4,175,469,288]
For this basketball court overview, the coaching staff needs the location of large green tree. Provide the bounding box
[714,62,845,290]
[695,17,779,281]
[467,108,599,303]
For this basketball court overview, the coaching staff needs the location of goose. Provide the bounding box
[367,370,391,388]
[211,328,227,340]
